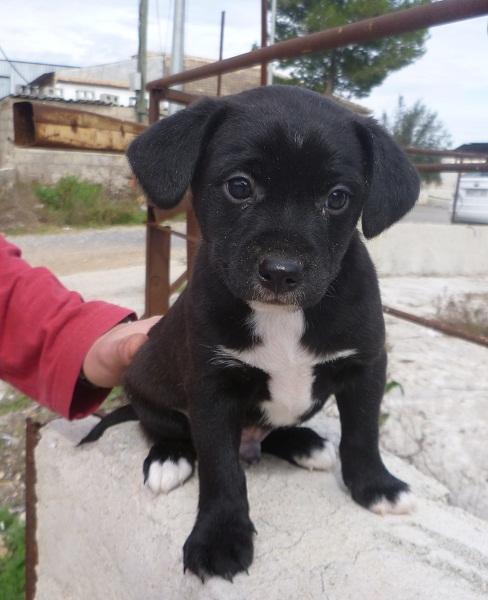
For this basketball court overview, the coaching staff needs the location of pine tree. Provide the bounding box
[275,0,431,98]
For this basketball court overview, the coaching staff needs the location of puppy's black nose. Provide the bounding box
[258,258,303,294]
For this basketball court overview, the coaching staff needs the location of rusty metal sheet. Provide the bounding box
[13,101,146,152]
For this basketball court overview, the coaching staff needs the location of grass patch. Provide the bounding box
[101,386,127,412]
[0,393,32,417]
[0,508,25,600]
[34,176,145,228]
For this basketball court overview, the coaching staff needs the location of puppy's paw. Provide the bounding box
[261,426,336,471]
[143,442,195,495]
[345,468,414,515]
[293,438,336,472]
[183,510,255,582]
[369,490,416,515]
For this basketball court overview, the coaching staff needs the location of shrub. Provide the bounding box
[34,177,145,227]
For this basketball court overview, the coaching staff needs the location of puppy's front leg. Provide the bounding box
[336,351,415,515]
[183,392,255,582]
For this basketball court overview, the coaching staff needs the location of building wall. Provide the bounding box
[0,59,77,99]
[56,82,135,106]
[0,97,134,191]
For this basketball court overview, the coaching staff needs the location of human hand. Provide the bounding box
[82,316,162,388]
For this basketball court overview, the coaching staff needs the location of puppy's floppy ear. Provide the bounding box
[127,97,224,208]
[355,118,420,239]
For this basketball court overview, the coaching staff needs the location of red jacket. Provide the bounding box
[0,235,134,419]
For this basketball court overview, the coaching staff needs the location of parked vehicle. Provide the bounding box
[452,171,488,224]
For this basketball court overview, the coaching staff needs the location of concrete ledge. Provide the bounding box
[34,416,488,600]
[0,167,16,190]
[366,223,488,276]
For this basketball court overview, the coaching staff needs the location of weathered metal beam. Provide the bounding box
[405,146,488,160]
[25,419,41,600]
[145,216,171,316]
[148,90,162,124]
[162,88,202,106]
[170,270,188,295]
[13,101,145,152]
[147,0,488,90]
[414,163,488,173]
[383,305,488,349]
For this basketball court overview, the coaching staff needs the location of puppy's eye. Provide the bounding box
[225,176,254,201]
[324,186,351,214]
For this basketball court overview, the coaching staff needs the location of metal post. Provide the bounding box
[145,214,171,316]
[148,89,161,124]
[451,160,463,223]
[216,11,226,96]
[169,0,186,115]
[267,0,277,85]
[136,0,148,123]
[260,0,268,86]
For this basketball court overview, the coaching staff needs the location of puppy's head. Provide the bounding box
[128,86,419,308]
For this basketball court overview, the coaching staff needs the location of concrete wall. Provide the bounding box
[0,97,135,192]
[367,222,488,276]
[34,418,488,600]
[418,171,457,207]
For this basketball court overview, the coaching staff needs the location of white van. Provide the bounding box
[452,171,488,224]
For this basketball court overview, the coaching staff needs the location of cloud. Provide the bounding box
[363,19,488,146]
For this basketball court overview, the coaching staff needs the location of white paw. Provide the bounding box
[145,457,193,495]
[369,490,416,516]
[294,440,337,471]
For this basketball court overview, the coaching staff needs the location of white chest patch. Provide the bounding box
[214,302,357,427]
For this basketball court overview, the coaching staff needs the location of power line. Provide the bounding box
[0,45,29,84]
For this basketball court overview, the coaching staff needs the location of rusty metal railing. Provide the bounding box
[142,0,488,352]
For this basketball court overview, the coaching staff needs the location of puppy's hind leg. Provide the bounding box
[138,406,196,495]
[261,426,336,471]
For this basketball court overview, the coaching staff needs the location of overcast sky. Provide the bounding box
[2,0,487,146]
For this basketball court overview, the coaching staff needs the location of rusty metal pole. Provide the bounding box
[145,218,171,316]
[25,419,41,600]
[148,89,161,124]
[383,305,488,349]
[186,203,201,277]
[260,0,268,86]
[147,0,488,90]
[216,11,226,96]
[415,163,488,173]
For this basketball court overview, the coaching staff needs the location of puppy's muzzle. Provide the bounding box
[258,257,304,295]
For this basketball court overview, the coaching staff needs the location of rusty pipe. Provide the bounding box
[147,0,488,90]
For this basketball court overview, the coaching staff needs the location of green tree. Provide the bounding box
[275,0,431,98]
[381,96,452,183]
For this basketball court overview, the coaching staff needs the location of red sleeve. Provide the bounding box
[0,235,135,419]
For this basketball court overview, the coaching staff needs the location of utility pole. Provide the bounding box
[169,0,186,115]
[216,11,225,96]
[267,0,277,85]
[136,0,148,123]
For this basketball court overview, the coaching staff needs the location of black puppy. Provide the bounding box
[85,85,419,581]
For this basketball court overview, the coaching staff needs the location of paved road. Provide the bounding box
[10,204,453,276]
[12,224,185,275]
[403,204,452,224]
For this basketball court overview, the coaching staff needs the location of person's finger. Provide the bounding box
[82,316,162,388]
[118,333,148,367]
